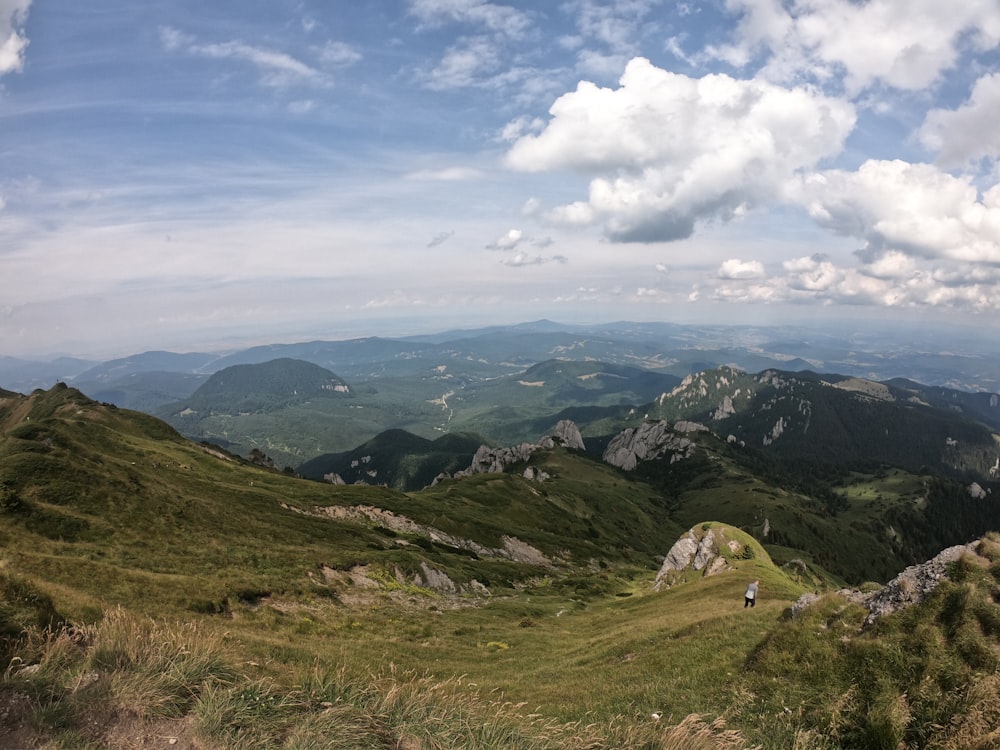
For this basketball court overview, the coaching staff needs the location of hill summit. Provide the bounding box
[172,358,349,415]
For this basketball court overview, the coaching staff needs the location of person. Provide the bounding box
[744,579,759,608]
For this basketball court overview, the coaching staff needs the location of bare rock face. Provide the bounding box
[550,419,586,451]
[790,542,979,627]
[458,443,535,476]
[861,543,976,627]
[653,525,745,590]
[602,420,702,471]
[451,420,585,479]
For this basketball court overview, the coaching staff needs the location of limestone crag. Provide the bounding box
[447,419,585,480]
[603,420,704,471]
[282,502,554,569]
[791,542,979,627]
[860,543,977,627]
[653,525,744,590]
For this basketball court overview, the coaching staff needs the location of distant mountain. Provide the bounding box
[0,355,97,393]
[207,337,421,376]
[77,371,209,412]
[74,350,220,382]
[647,366,1000,479]
[883,377,1000,432]
[298,429,482,490]
[165,358,350,416]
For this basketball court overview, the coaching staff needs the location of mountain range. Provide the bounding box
[3,321,1000,746]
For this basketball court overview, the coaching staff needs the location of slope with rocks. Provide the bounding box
[646,366,1000,478]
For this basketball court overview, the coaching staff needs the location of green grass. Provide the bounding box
[6,385,1000,748]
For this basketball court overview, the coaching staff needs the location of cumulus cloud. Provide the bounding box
[706,248,1000,313]
[159,26,326,88]
[796,160,1000,264]
[486,228,524,250]
[710,0,1000,94]
[506,57,855,243]
[718,258,766,279]
[498,116,545,143]
[0,0,31,76]
[920,73,1000,166]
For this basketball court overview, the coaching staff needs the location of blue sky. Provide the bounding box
[3,0,1000,357]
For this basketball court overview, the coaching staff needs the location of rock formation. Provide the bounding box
[653,524,749,590]
[791,542,979,627]
[602,420,704,471]
[447,419,585,480]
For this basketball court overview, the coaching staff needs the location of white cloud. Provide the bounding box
[711,0,1000,94]
[487,228,524,250]
[497,249,566,267]
[409,0,533,39]
[574,49,631,80]
[288,100,316,114]
[707,249,1000,313]
[718,258,766,279]
[0,0,31,76]
[404,166,484,181]
[796,160,1000,264]
[159,26,327,89]
[920,73,1000,166]
[419,35,501,90]
[564,0,662,51]
[506,57,855,242]
[316,40,362,67]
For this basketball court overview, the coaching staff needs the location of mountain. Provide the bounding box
[167,358,350,414]
[151,357,682,469]
[0,355,97,393]
[646,366,1000,479]
[73,350,220,382]
[6,383,1000,748]
[74,370,209,412]
[298,429,482,490]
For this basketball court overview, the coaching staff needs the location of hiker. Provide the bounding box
[744,579,759,608]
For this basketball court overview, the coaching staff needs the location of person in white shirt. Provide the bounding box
[744,580,759,608]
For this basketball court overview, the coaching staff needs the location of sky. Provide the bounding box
[3,0,1000,358]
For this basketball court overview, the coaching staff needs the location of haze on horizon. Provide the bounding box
[3,1,1000,359]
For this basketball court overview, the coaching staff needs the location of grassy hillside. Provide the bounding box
[5,385,1000,748]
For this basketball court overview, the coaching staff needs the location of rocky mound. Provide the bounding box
[653,524,755,590]
[791,542,980,627]
[603,420,707,471]
[442,419,585,481]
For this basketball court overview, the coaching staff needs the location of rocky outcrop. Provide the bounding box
[458,443,535,476]
[860,543,976,627]
[447,420,585,480]
[546,419,586,451]
[968,482,988,499]
[286,502,555,569]
[653,525,749,590]
[602,420,704,471]
[791,542,979,627]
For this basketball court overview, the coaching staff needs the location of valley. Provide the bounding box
[1,320,1000,748]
